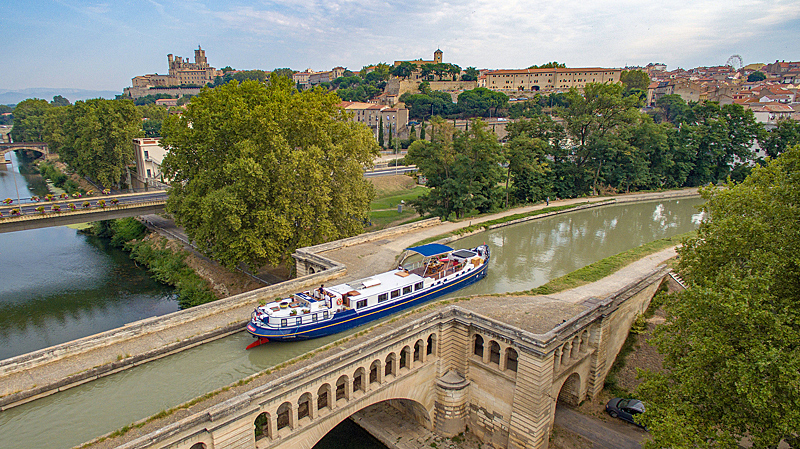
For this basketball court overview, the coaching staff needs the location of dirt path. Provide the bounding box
[555,405,647,449]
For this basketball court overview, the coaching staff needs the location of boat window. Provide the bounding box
[356,299,367,309]
[414,282,423,290]
[378,293,388,303]
[323,311,329,319]
[403,286,412,295]
[312,314,318,322]
[391,289,401,299]
[296,318,302,326]
[281,319,288,327]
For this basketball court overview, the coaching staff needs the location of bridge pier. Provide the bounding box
[434,370,470,437]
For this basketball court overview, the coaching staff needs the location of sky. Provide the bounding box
[1,0,799,93]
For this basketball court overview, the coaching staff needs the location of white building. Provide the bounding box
[133,138,169,188]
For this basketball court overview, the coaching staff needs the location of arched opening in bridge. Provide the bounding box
[189,443,207,449]
[254,412,271,441]
[489,340,501,365]
[353,367,365,393]
[277,401,292,431]
[473,334,484,357]
[298,392,313,421]
[427,333,436,356]
[317,383,331,411]
[413,339,423,362]
[399,345,410,369]
[385,352,395,377]
[335,374,349,401]
[505,347,518,372]
[557,372,582,406]
[369,359,381,384]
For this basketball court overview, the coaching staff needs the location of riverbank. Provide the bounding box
[0,188,700,412]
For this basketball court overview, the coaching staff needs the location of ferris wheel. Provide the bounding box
[726,54,744,70]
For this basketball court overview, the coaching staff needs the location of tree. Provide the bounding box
[638,146,800,448]
[57,99,142,188]
[378,116,384,148]
[653,94,689,124]
[619,70,650,95]
[506,135,553,204]
[758,118,800,158]
[747,71,766,82]
[392,61,415,80]
[10,98,50,142]
[407,118,503,219]
[161,79,378,270]
[457,88,509,118]
[554,83,640,196]
[50,95,71,106]
[462,67,479,82]
[270,68,295,80]
[528,61,566,69]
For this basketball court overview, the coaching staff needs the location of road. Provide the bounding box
[554,405,647,449]
[0,190,167,216]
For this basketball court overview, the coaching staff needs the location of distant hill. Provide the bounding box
[0,88,121,105]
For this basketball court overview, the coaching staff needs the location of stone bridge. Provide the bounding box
[0,200,166,233]
[0,142,50,158]
[114,260,668,449]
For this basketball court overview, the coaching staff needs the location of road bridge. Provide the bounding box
[0,142,50,158]
[98,254,669,449]
[0,191,167,233]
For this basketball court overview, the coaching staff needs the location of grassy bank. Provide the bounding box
[88,218,216,308]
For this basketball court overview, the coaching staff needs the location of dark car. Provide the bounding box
[606,398,646,429]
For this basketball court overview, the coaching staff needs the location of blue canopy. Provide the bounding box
[405,243,453,257]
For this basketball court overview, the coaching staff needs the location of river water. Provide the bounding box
[0,151,179,360]
[0,153,705,449]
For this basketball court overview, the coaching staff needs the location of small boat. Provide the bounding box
[245,243,490,347]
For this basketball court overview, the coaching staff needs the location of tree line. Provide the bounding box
[407,82,800,220]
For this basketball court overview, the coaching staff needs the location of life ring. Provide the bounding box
[337,298,343,305]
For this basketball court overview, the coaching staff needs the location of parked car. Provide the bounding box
[605,398,646,429]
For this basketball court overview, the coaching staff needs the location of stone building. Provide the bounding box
[483,67,621,93]
[124,47,221,99]
[132,137,169,189]
[339,101,410,143]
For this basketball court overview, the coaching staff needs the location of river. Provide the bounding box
[0,182,704,449]
[0,151,179,360]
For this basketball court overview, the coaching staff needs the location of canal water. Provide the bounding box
[0,151,179,360]
[0,155,705,448]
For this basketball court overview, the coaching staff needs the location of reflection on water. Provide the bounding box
[0,197,704,449]
[0,151,179,359]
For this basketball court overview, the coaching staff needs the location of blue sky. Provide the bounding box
[2,0,798,92]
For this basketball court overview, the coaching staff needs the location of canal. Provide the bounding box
[0,189,704,449]
[0,151,179,360]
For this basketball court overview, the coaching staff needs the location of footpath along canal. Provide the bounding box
[0,193,704,449]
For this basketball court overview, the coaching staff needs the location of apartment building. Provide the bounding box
[339,101,409,142]
[132,138,168,188]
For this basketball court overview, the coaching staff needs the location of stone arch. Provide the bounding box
[488,340,501,365]
[335,375,349,402]
[300,396,434,449]
[254,411,271,441]
[557,372,582,406]
[385,352,396,377]
[317,383,331,411]
[369,359,382,384]
[473,334,484,358]
[298,392,313,421]
[505,347,518,373]
[276,401,293,431]
[353,367,366,393]
[427,333,437,356]
[414,339,424,363]
[189,443,207,449]
[399,345,411,370]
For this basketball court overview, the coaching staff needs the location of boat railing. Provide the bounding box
[402,261,425,271]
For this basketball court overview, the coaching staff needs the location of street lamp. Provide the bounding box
[2,155,21,206]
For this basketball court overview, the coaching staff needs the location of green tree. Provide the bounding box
[407,118,503,219]
[11,98,50,142]
[270,68,295,80]
[462,67,479,82]
[378,116,384,148]
[653,94,690,124]
[420,120,426,140]
[57,99,142,187]
[392,61,415,80]
[554,83,640,196]
[638,146,800,448]
[527,61,566,69]
[747,71,766,82]
[50,95,71,106]
[457,88,509,118]
[619,70,650,94]
[161,79,378,270]
[233,70,269,83]
[758,118,800,158]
